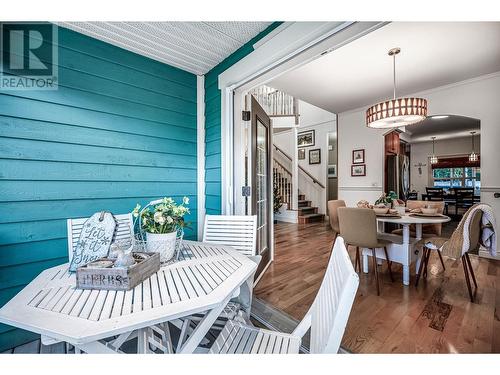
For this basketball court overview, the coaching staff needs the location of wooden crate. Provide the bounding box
[76,252,160,291]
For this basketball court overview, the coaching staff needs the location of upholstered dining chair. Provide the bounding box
[328,200,346,243]
[391,200,447,271]
[415,208,483,302]
[338,207,395,295]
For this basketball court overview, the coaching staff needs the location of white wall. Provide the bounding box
[410,135,481,196]
[337,72,500,257]
[273,101,336,214]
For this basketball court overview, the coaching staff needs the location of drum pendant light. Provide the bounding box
[366,48,427,129]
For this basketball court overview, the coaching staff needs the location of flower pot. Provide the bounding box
[146,231,177,262]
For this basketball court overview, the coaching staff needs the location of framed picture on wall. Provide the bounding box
[352,149,365,164]
[297,130,315,148]
[351,164,366,177]
[298,149,306,160]
[309,149,321,164]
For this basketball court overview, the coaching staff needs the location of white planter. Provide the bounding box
[146,231,177,262]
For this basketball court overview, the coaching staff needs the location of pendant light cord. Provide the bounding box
[393,53,396,100]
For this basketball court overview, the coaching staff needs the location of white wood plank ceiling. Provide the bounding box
[57,22,272,75]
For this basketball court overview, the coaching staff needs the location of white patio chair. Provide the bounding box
[203,215,258,257]
[67,213,134,262]
[208,237,359,354]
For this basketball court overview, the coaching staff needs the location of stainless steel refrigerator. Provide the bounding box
[386,154,410,200]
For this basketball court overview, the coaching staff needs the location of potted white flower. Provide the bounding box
[132,197,190,262]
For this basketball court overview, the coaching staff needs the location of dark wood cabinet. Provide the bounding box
[384,131,400,155]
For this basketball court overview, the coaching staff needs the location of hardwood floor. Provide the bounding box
[254,221,500,353]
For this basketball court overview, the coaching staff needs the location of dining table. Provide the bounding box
[0,240,257,354]
[361,213,451,286]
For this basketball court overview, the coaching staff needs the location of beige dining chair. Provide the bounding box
[328,200,345,243]
[391,200,446,271]
[415,208,483,302]
[338,207,395,295]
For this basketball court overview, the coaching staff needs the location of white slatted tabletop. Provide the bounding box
[0,241,257,353]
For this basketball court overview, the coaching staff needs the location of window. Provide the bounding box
[432,167,480,194]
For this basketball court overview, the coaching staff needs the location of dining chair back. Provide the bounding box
[407,192,418,200]
[453,187,475,215]
[328,200,346,235]
[67,213,134,262]
[337,207,379,248]
[203,215,257,257]
[426,187,444,201]
[407,200,445,236]
[209,237,359,354]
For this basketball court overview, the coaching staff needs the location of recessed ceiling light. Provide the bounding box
[430,115,449,119]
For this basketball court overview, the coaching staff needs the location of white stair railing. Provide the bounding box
[251,86,299,124]
[273,159,292,209]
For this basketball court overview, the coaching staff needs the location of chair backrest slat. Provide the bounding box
[203,215,257,257]
[309,237,359,353]
[67,213,134,262]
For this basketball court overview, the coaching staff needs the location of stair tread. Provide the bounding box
[299,213,324,218]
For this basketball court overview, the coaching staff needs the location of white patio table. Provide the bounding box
[0,240,257,354]
[361,214,450,286]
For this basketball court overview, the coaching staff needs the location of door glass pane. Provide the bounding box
[256,119,268,255]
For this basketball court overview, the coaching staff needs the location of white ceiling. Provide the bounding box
[405,115,480,143]
[269,22,500,114]
[58,22,272,75]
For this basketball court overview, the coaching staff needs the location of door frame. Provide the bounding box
[218,22,388,278]
[250,96,273,277]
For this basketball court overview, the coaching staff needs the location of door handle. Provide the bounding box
[494,192,500,198]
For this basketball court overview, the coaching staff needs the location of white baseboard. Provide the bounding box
[274,209,298,223]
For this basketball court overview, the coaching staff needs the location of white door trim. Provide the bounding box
[218,21,388,215]
[197,75,206,239]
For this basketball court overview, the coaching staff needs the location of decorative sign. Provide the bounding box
[69,212,116,272]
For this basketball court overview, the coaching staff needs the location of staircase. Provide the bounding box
[297,193,325,224]
[273,162,325,224]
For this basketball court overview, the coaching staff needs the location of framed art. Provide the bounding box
[298,149,306,160]
[351,164,366,177]
[309,149,321,164]
[297,130,315,148]
[352,149,365,164]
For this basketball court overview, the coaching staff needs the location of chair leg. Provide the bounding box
[423,247,431,279]
[415,247,428,287]
[437,250,446,271]
[383,246,394,282]
[465,253,478,289]
[371,248,380,296]
[356,247,361,273]
[461,255,474,303]
[353,245,359,272]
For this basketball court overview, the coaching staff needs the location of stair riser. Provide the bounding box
[298,215,325,224]
[298,201,311,208]
[298,207,318,215]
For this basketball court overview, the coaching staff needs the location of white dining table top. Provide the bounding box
[376,213,451,225]
[0,241,257,346]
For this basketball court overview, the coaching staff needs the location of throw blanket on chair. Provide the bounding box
[440,203,497,259]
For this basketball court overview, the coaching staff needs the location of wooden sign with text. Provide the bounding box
[69,212,116,272]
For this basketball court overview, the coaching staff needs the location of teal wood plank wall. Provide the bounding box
[0,26,198,351]
[204,22,283,214]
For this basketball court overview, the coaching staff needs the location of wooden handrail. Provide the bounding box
[273,145,325,189]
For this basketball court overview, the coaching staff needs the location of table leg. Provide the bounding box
[178,293,233,354]
[363,252,369,274]
[402,224,411,286]
[414,223,423,275]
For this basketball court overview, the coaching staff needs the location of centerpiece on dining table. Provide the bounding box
[357,191,406,217]
[133,196,190,263]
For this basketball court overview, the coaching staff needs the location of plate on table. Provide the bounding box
[409,213,447,218]
[376,213,401,218]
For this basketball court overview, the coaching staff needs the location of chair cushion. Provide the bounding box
[377,233,403,245]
